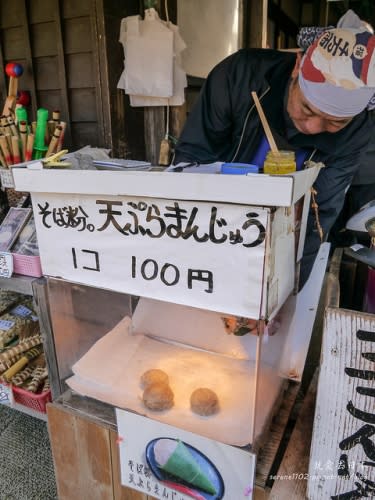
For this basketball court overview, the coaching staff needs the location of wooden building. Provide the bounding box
[2,0,361,164]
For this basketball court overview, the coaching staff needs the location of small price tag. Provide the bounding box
[11,305,33,317]
[0,252,13,278]
[0,382,13,406]
[0,319,15,331]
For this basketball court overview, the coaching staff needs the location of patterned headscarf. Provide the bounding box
[297,11,375,114]
[298,28,375,116]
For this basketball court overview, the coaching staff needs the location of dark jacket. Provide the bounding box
[352,112,375,185]
[174,48,372,287]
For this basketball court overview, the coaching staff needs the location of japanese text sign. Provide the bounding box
[31,193,269,317]
[308,308,375,499]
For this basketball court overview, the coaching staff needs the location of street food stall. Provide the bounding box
[11,162,329,499]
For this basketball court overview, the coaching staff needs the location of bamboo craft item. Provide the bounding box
[25,366,48,392]
[45,125,62,157]
[0,148,6,168]
[1,345,43,381]
[19,121,27,160]
[11,136,20,164]
[25,133,34,161]
[42,377,50,392]
[0,353,23,374]
[7,116,19,138]
[0,108,66,167]
[2,63,23,117]
[10,365,34,386]
[0,334,42,364]
[56,121,66,152]
[0,135,12,166]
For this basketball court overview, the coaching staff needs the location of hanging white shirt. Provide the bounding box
[117,8,187,106]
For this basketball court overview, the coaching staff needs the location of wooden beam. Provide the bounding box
[20,0,38,119]
[268,1,299,39]
[92,0,111,149]
[52,0,72,148]
[144,107,165,165]
[0,34,7,102]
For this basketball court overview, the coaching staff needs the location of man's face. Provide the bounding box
[287,52,354,134]
[287,77,353,134]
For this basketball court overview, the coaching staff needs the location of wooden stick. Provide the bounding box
[0,147,7,168]
[45,125,62,157]
[56,121,66,152]
[52,110,60,124]
[4,133,12,154]
[251,91,280,156]
[0,135,12,166]
[25,133,34,161]
[11,136,21,164]
[2,96,16,117]
[1,116,10,136]
[47,120,56,137]
[19,120,27,161]
[7,115,19,138]
[8,76,18,98]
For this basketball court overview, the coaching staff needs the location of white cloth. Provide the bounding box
[117,8,187,106]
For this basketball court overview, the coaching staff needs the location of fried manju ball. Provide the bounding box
[140,368,169,389]
[142,382,174,411]
[190,388,220,416]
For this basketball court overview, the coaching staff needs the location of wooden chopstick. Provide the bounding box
[251,91,280,156]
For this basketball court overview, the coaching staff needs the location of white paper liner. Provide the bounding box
[67,316,282,446]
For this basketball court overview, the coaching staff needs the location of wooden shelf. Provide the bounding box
[0,274,38,296]
[12,402,48,422]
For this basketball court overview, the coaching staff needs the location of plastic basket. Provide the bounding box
[12,386,51,413]
[12,254,43,278]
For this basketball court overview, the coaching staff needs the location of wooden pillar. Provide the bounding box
[144,107,165,165]
[248,0,268,48]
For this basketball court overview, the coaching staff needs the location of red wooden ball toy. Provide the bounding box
[5,62,24,78]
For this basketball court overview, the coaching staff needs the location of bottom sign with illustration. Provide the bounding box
[116,410,255,499]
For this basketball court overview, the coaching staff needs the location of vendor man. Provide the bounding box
[173,26,375,288]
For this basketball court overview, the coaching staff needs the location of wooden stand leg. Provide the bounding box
[47,403,147,500]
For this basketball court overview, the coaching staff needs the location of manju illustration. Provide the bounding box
[146,437,224,499]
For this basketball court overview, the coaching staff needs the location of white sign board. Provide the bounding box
[116,409,256,499]
[31,192,269,318]
[0,382,12,405]
[308,308,375,499]
[0,252,13,278]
